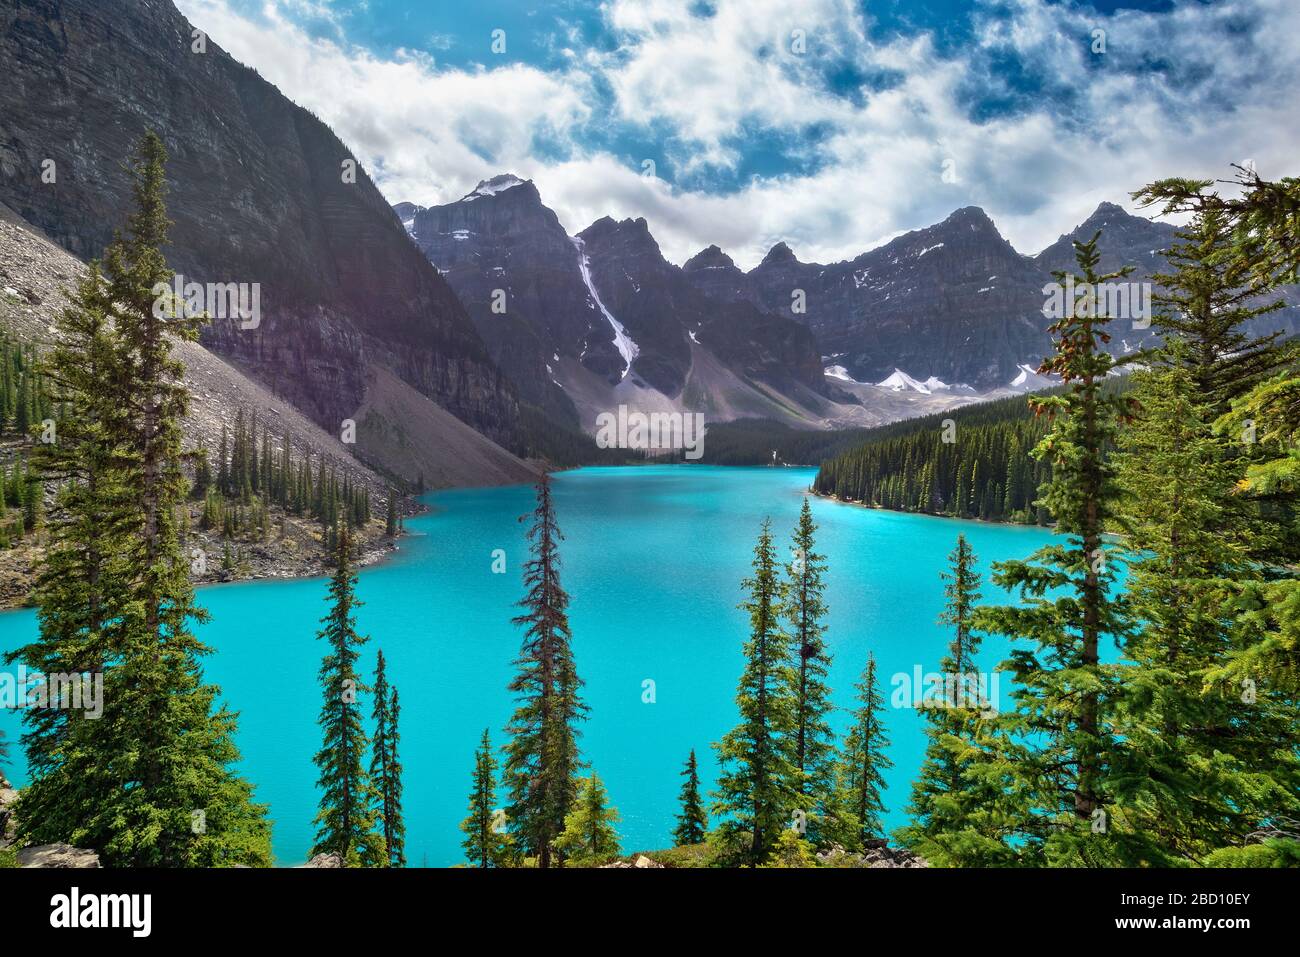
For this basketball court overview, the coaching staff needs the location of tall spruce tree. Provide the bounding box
[783,498,836,838]
[503,471,586,868]
[713,518,798,865]
[370,650,406,867]
[673,749,708,846]
[840,652,892,845]
[460,728,511,867]
[10,132,271,866]
[312,525,384,866]
[898,536,1006,865]
[972,234,1133,866]
[1108,206,1300,864]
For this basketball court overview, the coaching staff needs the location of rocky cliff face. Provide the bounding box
[407,175,607,423]
[688,208,1052,389]
[402,177,830,428]
[0,0,518,448]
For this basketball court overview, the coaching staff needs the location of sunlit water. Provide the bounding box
[0,465,1057,866]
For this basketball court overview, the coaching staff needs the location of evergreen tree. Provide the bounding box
[897,536,1008,864]
[972,234,1134,866]
[672,749,708,846]
[782,498,836,840]
[385,490,398,537]
[369,649,406,867]
[502,471,586,868]
[460,728,511,867]
[312,525,384,866]
[840,653,892,844]
[554,772,621,864]
[1111,315,1299,859]
[9,132,271,867]
[713,518,798,865]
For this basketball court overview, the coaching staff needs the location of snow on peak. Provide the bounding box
[876,369,933,394]
[462,174,526,202]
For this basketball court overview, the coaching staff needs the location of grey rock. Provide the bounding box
[18,844,101,868]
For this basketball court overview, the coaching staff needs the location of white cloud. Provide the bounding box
[175,0,1300,269]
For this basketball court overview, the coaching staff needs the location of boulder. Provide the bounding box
[299,852,344,868]
[18,844,101,868]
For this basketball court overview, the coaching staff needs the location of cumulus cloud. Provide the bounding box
[175,0,1300,268]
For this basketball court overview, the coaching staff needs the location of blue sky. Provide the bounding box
[176,0,1297,267]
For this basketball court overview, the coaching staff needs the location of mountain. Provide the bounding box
[0,0,527,484]
[685,207,1053,390]
[1034,200,1300,349]
[0,200,533,492]
[687,200,1300,393]
[401,177,839,432]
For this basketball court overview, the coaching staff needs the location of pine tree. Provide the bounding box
[554,772,621,864]
[312,525,384,866]
[972,234,1133,866]
[461,728,511,867]
[840,652,892,844]
[369,649,406,867]
[783,498,836,840]
[713,518,798,865]
[897,536,1008,864]
[1110,342,1299,861]
[385,490,398,537]
[9,133,271,866]
[503,471,586,868]
[672,749,708,846]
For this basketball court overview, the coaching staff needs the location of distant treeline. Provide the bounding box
[697,418,875,466]
[812,385,1130,524]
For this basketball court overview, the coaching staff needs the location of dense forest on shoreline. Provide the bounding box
[812,387,1092,523]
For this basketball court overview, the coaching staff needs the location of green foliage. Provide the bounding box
[460,728,512,867]
[839,653,892,846]
[763,827,817,868]
[814,391,1069,523]
[970,234,1134,866]
[898,536,1006,865]
[783,498,837,837]
[369,650,406,867]
[672,749,708,847]
[312,526,385,866]
[196,407,372,543]
[7,131,271,867]
[555,771,621,864]
[712,518,800,865]
[503,471,587,868]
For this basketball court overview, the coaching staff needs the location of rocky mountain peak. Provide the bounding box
[578,215,664,262]
[456,174,545,211]
[683,244,738,272]
[760,241,798,267]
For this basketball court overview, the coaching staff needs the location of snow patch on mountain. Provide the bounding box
[1009,363,1054,390]
[571,235,639,379]
[876,368,933,394]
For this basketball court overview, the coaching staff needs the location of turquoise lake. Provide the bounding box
[0,465,1057,866]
